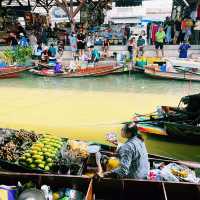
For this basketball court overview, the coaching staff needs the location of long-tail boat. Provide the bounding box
[0,66,32,78]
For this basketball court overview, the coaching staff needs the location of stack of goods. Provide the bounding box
[0,128,91,175]
[55,140,89,174]
[19,134,63,171]
[148,163,200,184]
[0,129,39,162]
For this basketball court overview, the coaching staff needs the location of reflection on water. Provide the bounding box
[0,72,200,162]
[1,73,200,95]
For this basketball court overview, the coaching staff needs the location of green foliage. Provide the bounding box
[0,46,33,65]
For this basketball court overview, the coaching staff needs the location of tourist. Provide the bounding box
[179,41,191,59]
[102,38,110,58]
[69,32,77,58]
[137,36,145,57]
[127,37,136,60]
[47,23,53,39]
[180,18,187,43]
[35,43,43,59]
[104,123,149,179]
[41,27,48,46]
[173,17,182,44]
[155,27,166,57]
[29,32,37,53]
[86,32,95,54]
[48,44,57,57]
[184,17,194,42]
[91,48,100,63]
[16,22,26,38]
[18,33,29,47]
[41,47,49,62]
[77,29,86,57]
[10,33,18,50]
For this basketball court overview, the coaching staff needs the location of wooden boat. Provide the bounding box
[0,66,33,78]
[132,93,200,143]
[30,65,124,78]
[0,128,199,199]
[0,172,199,200]
[164,122,200,143]
[145,65,200,81]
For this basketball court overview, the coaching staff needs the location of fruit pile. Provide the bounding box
[0,141,17,161]
[0,129,39,162]
[19,134,63,171]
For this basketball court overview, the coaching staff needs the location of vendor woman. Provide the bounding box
[105,123,149,179]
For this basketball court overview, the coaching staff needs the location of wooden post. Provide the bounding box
[55,0,86,32]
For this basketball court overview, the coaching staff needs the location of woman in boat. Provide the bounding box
[48,44,57,57]
[104,123,149,179]
[54,60,63,74]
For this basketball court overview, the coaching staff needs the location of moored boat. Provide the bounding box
[30,65,124,78]
[145,65,200,81]
[164,122,200,143]
[132,94,200,143]
[144,58,200,81]
[0,127,199,200]
[0,66,33,78]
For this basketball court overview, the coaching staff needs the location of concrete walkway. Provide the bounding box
[1,45,200,59]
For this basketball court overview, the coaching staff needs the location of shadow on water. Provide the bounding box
[144,133,199,146]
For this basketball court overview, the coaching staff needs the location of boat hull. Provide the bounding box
[0,66,32,78]
[145,66,200,81]
[164,122,200,143]
[0,172,199,200]
[31,66,124,78]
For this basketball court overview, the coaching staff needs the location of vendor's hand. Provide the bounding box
[106,133,118,146]
[103,171,112,178]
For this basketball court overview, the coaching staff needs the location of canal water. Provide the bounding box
[0,73,200,162]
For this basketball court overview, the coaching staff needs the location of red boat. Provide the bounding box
[30,65,124,78]
[0,66,33,78]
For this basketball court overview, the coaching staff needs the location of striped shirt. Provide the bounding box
[111,136,150,179]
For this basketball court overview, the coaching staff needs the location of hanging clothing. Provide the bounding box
[151,24,159,44]
[165,26,172,44]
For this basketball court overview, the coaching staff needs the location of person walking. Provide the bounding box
[102,38,110,58]
[137,36,145,57]
[155,27,166,57]
[173,17,182,44]
[127,37,136,60]
[29,32,37,53]
[77,29,86,57]
[10,33,18,50]
[69,32,77,58]
[86,32,95,54]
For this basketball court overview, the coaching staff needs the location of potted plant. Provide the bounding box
[0,46,32,66]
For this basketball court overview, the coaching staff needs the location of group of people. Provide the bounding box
[155,26,191,58]
[68,28,109,61]
[147,16,194,46]
[127,35,146,60]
